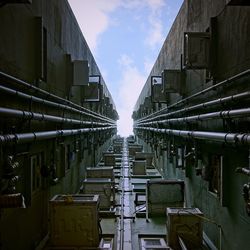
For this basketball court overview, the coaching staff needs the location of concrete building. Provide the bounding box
[0,1,118,249]
[133,0,250,249]
[0,0,249,250]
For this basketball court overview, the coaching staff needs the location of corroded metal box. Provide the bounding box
[147,180,184,216]
[135,152,154,167]
[132,160,146,175]
[49,194,99,247]
[128,144,143,157]
[166,207,203,250]
[113,143,122,154]
[81,178,115,209]
[103,152,116,166]
[86,167,114,180]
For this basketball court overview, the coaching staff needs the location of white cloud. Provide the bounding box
[116,54,146,136]
[146,0,166,11]
[68,0,167,52]
[144,0,166,49]
[68,0,172,136]
[68,0,120,53]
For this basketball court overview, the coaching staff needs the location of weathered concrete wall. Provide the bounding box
[0,1,117,249]
[0,0,115,106]
[134,1,250,249]
[134,0,250,111]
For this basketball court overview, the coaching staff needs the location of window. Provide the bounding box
[30,152,43,192]
[65,144,70,171]
[209,155,222,196]
[140,237,169,249]
[58,144,70,177]
[208,154,227,206]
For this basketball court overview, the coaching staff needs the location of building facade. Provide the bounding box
[133,0,250,249]
[0,1,118,249]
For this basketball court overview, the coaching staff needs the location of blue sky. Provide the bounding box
[68,0,183,136]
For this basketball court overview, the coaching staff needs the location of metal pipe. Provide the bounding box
[136,91,250,125]
[0,85,115,124]
[0,126,116,145]
[134,126,250,145]
[0,71,115,123]
[138,107,250,126]
[0,107,113,126]
[137,69,250,122]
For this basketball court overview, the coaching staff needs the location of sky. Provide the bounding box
[68,0,184,136]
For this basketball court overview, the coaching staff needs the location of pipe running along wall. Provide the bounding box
[136,69,250,123]
[0,107,114,126]
[137,107,250,126]
[0,126,116,145]
[135,91,250,125]
[134,126,250,145]
[0,71,116,123]
[0,85,115,124]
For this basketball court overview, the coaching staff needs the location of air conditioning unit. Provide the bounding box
[98,237,114,250]
[82,84,100,102]
[82,76,101,102]
[81,178,115,209]
[167,207,203,250]
[146,180,184,217]
[127,135,135,143]
[132,160,146,175]
[144,96,152,109]
[86,167,114,180]
[162,70,184,96]
[103,152,116,166]
[128,144,143,157]
[135,152,154,167]
[151,76,167,103]
[184,32,210,69]
[73,60,89,85]
[113,143,122,154]
[113,137,124,144]
[49,194,100,247]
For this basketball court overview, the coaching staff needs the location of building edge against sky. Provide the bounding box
[0,1,118,249]
[67,0,185,137]
[132,0,250,249]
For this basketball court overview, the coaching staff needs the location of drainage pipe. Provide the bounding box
[136,91,250,125]
[137,69,250,122]
[134,126,250,145]
[0,107,114,126]
[137,107,250,126]
[0,71,115,123]
[0,85,115,124]
[0,126,116,145]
